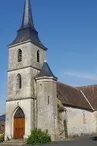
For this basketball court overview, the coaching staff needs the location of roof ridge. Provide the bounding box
[76,84,97,88]
[58,81,80,91]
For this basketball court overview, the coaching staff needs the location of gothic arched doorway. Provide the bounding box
[14,108,25,139]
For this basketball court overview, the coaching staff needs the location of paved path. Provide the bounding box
[44,136,97,146]
[0,136,97,146]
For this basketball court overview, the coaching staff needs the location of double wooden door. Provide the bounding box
[14,118,25,139]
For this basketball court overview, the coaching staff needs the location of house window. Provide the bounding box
[37,50,40,62]
[17,74,22,89]
[18,49,22,62]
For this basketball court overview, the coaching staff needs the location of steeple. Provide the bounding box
[9,0,47,50]
[20,0,35,30]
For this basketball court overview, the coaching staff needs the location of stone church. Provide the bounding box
[5,0,97,141]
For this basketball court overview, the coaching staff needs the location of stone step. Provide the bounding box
[0,139,26,145]
[0,143,26,146]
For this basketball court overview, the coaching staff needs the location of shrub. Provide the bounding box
[27,129,51,145]
[0,133,4,143]
[57,104,64,112]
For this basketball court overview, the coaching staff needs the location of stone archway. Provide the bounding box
[14,107,25,139]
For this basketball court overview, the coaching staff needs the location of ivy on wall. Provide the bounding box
[57,104,64,123]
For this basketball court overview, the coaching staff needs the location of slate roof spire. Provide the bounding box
[35,61,58,80]
[20,0,35,30]
[9,0,47,50]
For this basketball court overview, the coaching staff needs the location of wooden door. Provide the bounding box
[14,118,25,139]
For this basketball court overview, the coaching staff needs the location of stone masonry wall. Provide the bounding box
[65,107,96,137]
[5,99,34,140]
[36,78,58,141]
[8,42,46,71]
[8,42,46,100]
[8,67,38,100]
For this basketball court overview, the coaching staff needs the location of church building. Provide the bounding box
[5,0,97,141]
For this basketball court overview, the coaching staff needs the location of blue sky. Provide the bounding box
[0,0,97,115]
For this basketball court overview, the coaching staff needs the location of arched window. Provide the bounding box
[37,50,40,62]
[18,49,22,62]
[14,108,25,118]
[17,74,22,89]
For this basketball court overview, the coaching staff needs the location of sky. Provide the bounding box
[0,0,97,115]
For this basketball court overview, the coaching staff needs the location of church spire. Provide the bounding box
[20,0,35,30]
[9,0,47,50]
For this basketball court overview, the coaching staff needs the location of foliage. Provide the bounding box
[57,104,64,112]
[57,104,64,123]
[58,111,61,123]
[27,129,51,145]
[0,133,4,143]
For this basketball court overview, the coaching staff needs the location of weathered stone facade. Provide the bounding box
[8,42,46,100]
[5,40,48,139]
[5,0,97,142]
[5,99,34,139]
[8,42,46,71]
[65,107,97,137]
[35,78,58,140]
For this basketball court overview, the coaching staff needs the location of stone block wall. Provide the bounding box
[8,42,46,71]
[5,99,34,140]
[65,107,96,137]
[36,78,58,141]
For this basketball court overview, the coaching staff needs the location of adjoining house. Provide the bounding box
[4,0,97,141]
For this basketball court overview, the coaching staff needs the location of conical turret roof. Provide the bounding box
[36,61,57,80]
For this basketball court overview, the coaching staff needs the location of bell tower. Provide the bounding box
[5,0,47,140]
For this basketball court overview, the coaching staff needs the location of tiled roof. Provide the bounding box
[77,85,97,110]
[57,82,93,111]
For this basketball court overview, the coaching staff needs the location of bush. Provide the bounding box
[57,104,64,112]
[27,129,51,145]
[0,133,4,143]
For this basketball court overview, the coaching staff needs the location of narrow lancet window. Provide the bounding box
[37,50,40,62]
[18,49,22,62]
[48,96,50,105]
[83,111,86,124]
[17,74,22,89]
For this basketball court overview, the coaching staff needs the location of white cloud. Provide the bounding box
[64,71,97,81]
